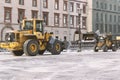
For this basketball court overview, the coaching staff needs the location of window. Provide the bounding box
[101,13,103,21]
[43,12,49,25]
[105,14,107,22]
[96,12,99,22]
[114,5,116,11]
[83,5,86,14]
[4,7,12,23]
[118,16,120,22]
[114,15,116,22]
[110,15,112,22]
[70,15,74,26]
[43,0,48,8]
[18,9,25,21]
[118,6,120,11]
[110,4,112,10]
[76,3,80,13]
[82,17,86,29]
[70,2,74,12]
[96,1,99,8]
[55,0,59,10]
[5,0,11,3]
[19,0,24,5]
[32,0,37,7]
[36,20,43,32]
[54,13,59,26]
[32,10,38,18]
[63,14,68,26]
[63,0,67,11]
[101,3,103,9]
[105,3,107,9]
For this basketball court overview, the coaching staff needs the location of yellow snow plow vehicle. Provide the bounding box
[0,19,64,56]
[94,34,118,52]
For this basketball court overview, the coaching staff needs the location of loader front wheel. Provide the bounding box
[94,46,98,52]
[12,50,24,56]
[103,46,108,52]
[51,40,62,55]
[24,39,39,56]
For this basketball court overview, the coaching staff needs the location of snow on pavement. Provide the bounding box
[0,50,120,80]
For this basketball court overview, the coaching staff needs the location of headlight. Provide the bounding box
[5,33,15,42]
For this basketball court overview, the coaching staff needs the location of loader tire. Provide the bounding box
[103,46,108,52]
[24,39,39,56]
[12,50,24,56]
[51,40,62,55]
[94,46,98,52]
[38,50,46,55]
[112,46,117,52]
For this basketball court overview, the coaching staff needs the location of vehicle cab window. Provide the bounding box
[24,21,33,30]
[36,20,43,33]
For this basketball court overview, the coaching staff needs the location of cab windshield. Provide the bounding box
[23,21,33,30]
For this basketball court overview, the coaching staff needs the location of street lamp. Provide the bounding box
[78,8,82,52]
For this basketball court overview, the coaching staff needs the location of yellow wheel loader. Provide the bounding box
[0,19,64,56]
[94,34,117,52]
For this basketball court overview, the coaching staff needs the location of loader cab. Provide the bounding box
[22,19,44,34]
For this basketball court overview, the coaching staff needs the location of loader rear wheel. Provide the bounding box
[24,39,39,56]
[112,46,117,52]
[12,50,23,56]
[51,40,62,55]
[38,50,46,55]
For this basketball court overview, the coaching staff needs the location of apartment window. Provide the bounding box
[96,1,99,8]
[118,16,120,22]
[54,13,59,26]
[70,15,74,26]
[55,0,59,10]
[4,7,12,23]
[63,0,67,11]
[43,0,48,8]
[105,3,107,9]
[18,9,25,21]
[32,10,38,18]
[32,0,37,7]
[63,14,68,26]
[76,3,80,13]
[110,4,112,10]
[82,17,86,29]
[5,0,11,3]
[70,2,74,12]
[19,0,24,5]
[101,2,103,9]
[101,13,103,21]
[96,12,99,22]
[110,15,112,22]
[118,6,120,11]
[114,15,116,22]
[83,5,86,14]
[114,5,116,11]
[105,14,107,22]
[43,12,49,25]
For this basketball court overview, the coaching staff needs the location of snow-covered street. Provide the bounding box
[0,50,120,80]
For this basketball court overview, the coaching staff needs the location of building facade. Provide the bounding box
[87,0,120,35]
[0,0,87,41]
